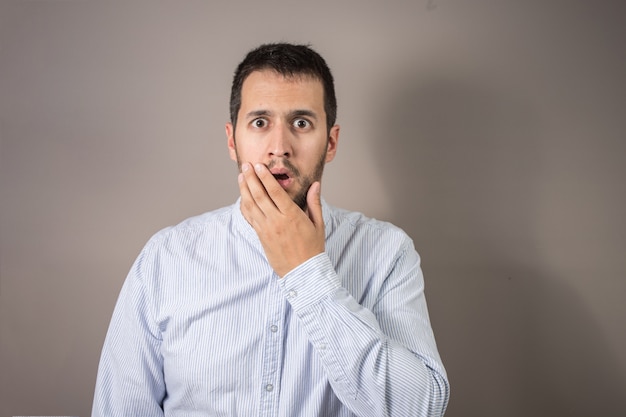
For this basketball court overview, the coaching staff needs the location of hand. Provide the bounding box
[238,162,325,277]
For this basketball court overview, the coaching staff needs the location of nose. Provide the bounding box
[267,122,292,157]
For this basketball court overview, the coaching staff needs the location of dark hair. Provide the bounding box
[229,43,337,133]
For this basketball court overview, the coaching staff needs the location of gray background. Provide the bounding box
[1,1,625,416]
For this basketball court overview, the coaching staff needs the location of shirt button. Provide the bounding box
[266,384,274,392]
[270,325,278,333]
[319,343,327,350]
[288,290,297,299]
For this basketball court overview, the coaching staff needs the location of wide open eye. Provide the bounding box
[292,118,311,129]
[252,118,268,128]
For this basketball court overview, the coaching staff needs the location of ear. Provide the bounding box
[325,124,340,163]
[225,122,237,162]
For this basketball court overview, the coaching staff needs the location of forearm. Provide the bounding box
[279,253,450,417]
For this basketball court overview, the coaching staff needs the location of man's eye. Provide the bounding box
[252,118,267,128]
[293,119,311,129]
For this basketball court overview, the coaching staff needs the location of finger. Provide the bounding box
[306,181,324,229]
[253,163,294,213]
[241,162,279,213]
[238,164,268,221]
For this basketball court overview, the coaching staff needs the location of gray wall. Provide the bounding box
[1,1,624,416]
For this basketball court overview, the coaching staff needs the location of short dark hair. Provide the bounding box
[229,43,337,133]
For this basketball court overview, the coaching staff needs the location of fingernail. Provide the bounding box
[242,163,249,172]
[238,173,243,183]
[254,163,263,173]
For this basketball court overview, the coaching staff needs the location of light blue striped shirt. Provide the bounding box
[92,199,449,416]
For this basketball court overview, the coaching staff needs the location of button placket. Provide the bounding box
[259,277,285,414]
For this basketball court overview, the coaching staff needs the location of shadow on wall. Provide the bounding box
[373,72,626,417]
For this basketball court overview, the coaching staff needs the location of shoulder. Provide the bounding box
[323,204,423,296]
[142,203,236,252]
[325,203,413,250]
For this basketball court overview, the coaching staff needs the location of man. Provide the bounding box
[92,43,450,416]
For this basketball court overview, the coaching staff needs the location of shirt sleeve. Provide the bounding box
[278,244,450,417]
[92,251,166,417]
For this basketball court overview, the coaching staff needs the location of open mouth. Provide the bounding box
[272,173,289,181]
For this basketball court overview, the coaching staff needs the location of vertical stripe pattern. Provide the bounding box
[92,199,449,417]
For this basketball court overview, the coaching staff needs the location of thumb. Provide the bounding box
[306,181,324,228]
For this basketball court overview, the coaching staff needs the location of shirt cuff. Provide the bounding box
[278,253,340,311]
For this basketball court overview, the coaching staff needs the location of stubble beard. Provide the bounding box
[282,152,326,211]
[234,146,327,212]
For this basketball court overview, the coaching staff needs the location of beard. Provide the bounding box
[234,146,327,211]
[269,153,326,211]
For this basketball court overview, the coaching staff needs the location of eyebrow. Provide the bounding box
[245,110,272,119]
[289,109,318,120]
[244,109,318,120]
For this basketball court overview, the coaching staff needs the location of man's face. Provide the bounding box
[226,70,339,209]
